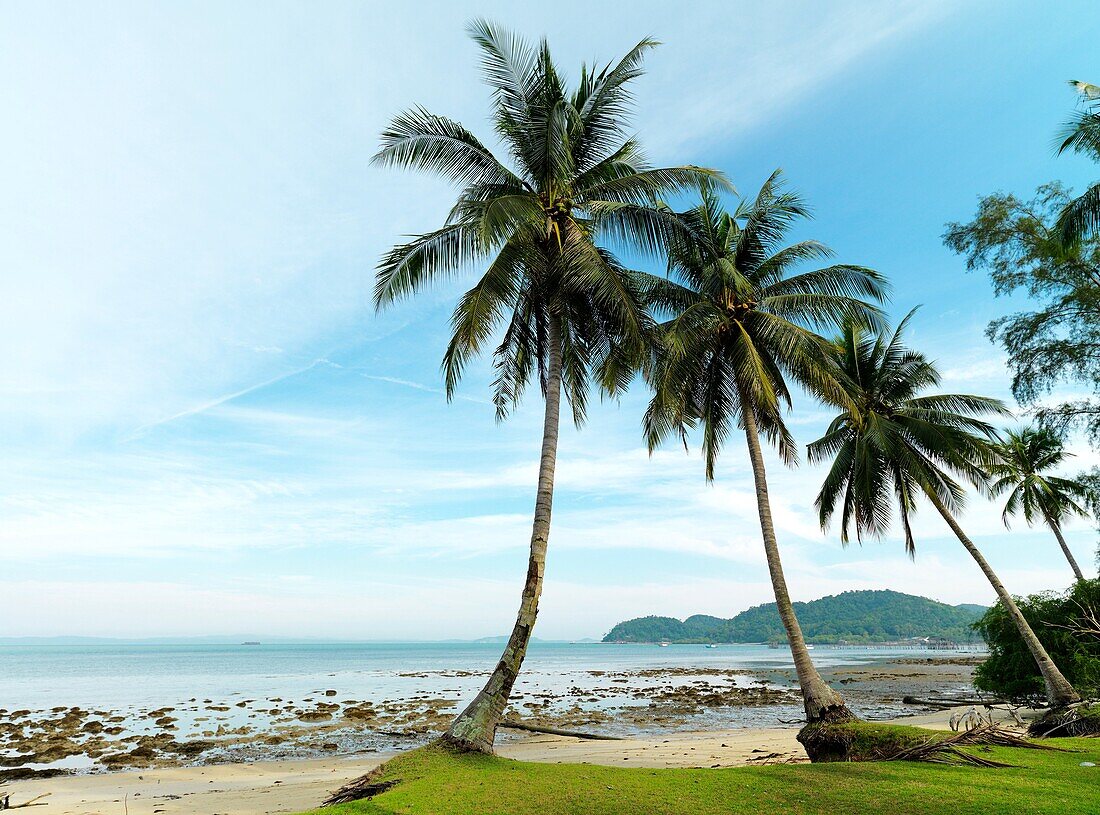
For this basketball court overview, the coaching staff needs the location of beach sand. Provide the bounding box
[3,705,1029,815]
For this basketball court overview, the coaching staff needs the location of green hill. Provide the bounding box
[603,590,986,644]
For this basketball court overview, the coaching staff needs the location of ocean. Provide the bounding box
[0,641,983,772]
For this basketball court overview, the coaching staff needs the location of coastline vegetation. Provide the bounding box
[603,589,986,644]
[975,578,1100,703]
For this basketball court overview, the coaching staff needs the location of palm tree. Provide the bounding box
[809,315,1082,708]
[641,173,887,733]
[373,20,725,754]
[1056,80,1100,244]
[991,426,1094,581]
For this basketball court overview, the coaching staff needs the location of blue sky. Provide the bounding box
[2,1,1099,639]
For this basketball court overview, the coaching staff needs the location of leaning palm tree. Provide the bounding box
[809,315,1081,708]
[991,426,1094,581]
[373,20,725,753]
[1056,80,1100,244]
[642,173,887,737]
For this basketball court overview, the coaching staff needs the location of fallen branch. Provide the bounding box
[322,767,400,807]
[498,720,623,740]
[951,725,1067,751]
[0,791,51,810]
[889,737,1011,768]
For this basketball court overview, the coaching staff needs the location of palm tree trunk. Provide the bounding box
[738,392,853,725]
[1044,515,1085,582]
[438,320,563,754]
[926,491,1081,707]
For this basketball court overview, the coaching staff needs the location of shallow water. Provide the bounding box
[0,641,983,772]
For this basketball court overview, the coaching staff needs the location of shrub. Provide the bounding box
[973,579,1100,702]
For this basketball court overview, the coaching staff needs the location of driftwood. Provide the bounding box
[902,695,1006,707]
[950,706,1027,731]
[0,790,51,810]
[498,720,623,740]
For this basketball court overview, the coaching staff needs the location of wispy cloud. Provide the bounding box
[8,0,1085,640]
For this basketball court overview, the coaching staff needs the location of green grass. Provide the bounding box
[300,738,1100,815]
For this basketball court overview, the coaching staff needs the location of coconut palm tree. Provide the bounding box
[1056,80,1100,244]
[809,315,1082,707]
[641,173,887,732]
[373,20,725,754]
[991,426,1094,581]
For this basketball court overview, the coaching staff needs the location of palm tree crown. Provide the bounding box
[373,19,725,420]
[1056,80,1100,244]
[991,426,1092,529]
[808,312,1008,553]
[643,172,888,470]
[991,425,1095,581]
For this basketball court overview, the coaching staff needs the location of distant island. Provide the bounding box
[603,590,987,645]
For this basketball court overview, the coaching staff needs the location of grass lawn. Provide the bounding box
[301,738,1100,815]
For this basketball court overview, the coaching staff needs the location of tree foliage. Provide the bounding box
[944,183,1100,446]
[990,425,1095,530]
[808,314,1007,553]
[973,579,1100,702]
[640,172,887,475]
[1055,80,1100,244]
[374,19,726,422]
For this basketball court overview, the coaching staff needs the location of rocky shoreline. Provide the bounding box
[0,654,985,780]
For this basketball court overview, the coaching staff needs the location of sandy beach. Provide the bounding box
[3,704,1033,815]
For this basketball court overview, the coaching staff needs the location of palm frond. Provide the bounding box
[373,107,523,188]
[375,223,486,308]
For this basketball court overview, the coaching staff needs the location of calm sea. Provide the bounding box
[0,640,974,712]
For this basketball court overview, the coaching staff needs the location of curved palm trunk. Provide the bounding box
[1044,515,1085,582]
[739,395,854,724]
[927,491,1081,707]
[438,321,563,754]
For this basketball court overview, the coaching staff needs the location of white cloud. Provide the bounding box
[10,1,1083,640]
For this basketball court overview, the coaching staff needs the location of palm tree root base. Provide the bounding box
[795,706,858,762]
[1028,702,1100,737]
[798,720,1052,765]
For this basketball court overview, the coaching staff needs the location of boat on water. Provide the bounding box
[704,644,719,649]
[658,641,670,647]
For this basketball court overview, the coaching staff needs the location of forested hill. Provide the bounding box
[603,590,987,644]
